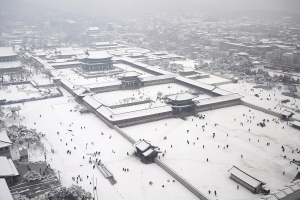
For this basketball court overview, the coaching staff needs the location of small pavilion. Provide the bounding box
[166,93,197,115]
[119,71,142,89]
[133,139,161,164]
[81,51,114,72]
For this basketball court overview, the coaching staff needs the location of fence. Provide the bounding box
[113,126,136,144]
[241,101,282,118]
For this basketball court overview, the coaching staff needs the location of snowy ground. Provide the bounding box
[123,105,300,200]
[114,63,154,77]
[0,84,41,101]
[2,88,197,200]
[219,81,300,120]
[196,74,230,85]
[32,74,52,86]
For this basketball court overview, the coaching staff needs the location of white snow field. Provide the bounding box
[123,105,300,200]
[0,84,41,101]
[2,88,197,200]
[220,81,300,120]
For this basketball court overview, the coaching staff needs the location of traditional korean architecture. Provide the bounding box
[228,166,265,194]
[0,178,13,200]
[281,110,294,120]
[0,47,22,75]
[119,71,142,89]
[81,51,114,72]
[0,47,17,62]
[0,156,19,186]
[133,139,161,164]
[166,93,197,115]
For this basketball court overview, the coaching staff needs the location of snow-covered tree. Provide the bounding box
[13,194,30,200]
[6,125,41,144]
[0,120,6,132]
[33,185,92,200]
[23,171,42,182]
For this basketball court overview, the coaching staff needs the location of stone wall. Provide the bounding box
[155,158,209,200]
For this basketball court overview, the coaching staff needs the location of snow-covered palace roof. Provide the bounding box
[0,178,13,200]
[228,166,262,189]
[0,156,19,177]
[0,132,13,148]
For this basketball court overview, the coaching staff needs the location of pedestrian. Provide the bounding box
[209,190,211,194]
[206,158,208,162]
[214,191,217,196]
[237,185,239,190]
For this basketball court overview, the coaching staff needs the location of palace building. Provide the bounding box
[166,93,197,115]
[118,71,142,89]
[81,51,114,72]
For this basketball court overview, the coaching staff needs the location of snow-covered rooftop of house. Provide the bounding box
[86,51,112,59]
[0,60,21,69]
[228,166,262,188]
[281,110,293,116]
[0,132,13,148]
[0,46,16,57]
[110,106,173,121]
[133,140,151,152]
[272,191,286,198]
[197,94,242,106]
[176,76,216,91]
[141,74,177,82]
[83,95,102,110]
[167,93,197,101]
[0,156,19,177]
[0,178,13,200]
[142,148,154,157]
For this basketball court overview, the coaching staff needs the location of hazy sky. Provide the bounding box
[2,0,300,18]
